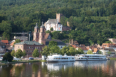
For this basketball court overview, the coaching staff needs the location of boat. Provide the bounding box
[46,54,75,62]
[75,54,107,61]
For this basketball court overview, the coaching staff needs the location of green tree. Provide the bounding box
[2,32,10,40]
[68,47,75,55]
[50,46,60,54]
[11,50,15,56]
[15,49,23,58]
[50,27,53,31]
[14,39,21,45]
[32,48,39,57]
[78,48,84,54]
[23,50,26,56]
[2,52,13,62]
[61,46,69,55]
[87,50,93,54]
[41,46,50,56]
[48,41,57,47]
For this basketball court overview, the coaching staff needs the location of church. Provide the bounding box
[44,13,63,31]
[33,23,66,49]
[33,23,51,44]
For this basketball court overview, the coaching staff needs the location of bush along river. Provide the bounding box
[0,60,116,77]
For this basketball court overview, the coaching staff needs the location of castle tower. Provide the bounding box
[39,22,46,44]
[33,23,39,42]
[56,13,63,23]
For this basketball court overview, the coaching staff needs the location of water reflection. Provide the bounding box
[0,61,116,77]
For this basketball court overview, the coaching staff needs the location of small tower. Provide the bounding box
[33,23,39,42]
[39,22,46,44]
[56,13,63,23]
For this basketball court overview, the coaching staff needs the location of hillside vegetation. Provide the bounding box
[0,0,116,45]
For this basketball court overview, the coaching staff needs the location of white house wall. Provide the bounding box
[45,24,62,31]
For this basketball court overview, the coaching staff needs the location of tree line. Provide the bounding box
[0,0,116,45]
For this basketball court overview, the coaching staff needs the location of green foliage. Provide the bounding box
[98,51,102,54]
[11,50,15,56]
[77,48,84,54]
[22,50,26,56]
[48,41,57,47]
[87,50,93,54]
[41,46,50,56]
[0,0,116,45]
[32,48,39,57]
[50,46,60,54]
[2,52,13,62]
[14,39,21,45]
[50,27,53,31]
[15,49,23,58]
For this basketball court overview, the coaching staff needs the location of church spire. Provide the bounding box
[35,23,38,28]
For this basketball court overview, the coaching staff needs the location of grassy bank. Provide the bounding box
[109,58,116,60]
[0,60,46,65]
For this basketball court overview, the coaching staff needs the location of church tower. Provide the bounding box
[33,23,39,42]
[39,22,46,44]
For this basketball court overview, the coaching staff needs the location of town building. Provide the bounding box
[14,41,44,57]
[0,41,6,54]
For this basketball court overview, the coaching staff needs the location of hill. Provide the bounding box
[0,0,116,45]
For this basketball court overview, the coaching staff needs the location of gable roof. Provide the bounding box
[15,41,42,45]
[46,19,58,24]
[45,39,66,45]
[1,40,9,43]
[44,33,51,39]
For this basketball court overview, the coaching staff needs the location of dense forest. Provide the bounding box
[0,0,116,45]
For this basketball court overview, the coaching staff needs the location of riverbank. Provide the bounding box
[109,58,116,60]
[0,60,46,66]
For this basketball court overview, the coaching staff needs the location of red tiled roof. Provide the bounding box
[72,45,77,48]
[10,41,15,46]
[1,40,9,43]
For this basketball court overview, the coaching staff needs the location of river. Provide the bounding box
[0,60,116,77]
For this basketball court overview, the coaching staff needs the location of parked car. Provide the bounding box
[29,57,34,60]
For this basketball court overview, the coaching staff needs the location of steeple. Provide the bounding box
[40,22,45,28]
[35,23,38,28]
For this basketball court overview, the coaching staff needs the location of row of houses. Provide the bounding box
[71,40,116,56]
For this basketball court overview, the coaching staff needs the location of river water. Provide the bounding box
[0,60,116,77]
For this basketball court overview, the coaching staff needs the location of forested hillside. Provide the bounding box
[0,0,116,45]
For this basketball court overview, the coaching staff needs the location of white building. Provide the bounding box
[44,13,63,31]
[45,19,63,31]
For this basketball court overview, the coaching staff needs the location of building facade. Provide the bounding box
[33,23,51,44]
[44,13,63,31]
[14,41,44,57]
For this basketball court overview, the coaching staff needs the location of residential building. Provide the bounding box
[1,40,9,45]
[14,41,44,57]
[0,41,6,54]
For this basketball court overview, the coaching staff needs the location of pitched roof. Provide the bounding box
[1,40,9,43]
[45,39,66,45]
[46,19,58,24]
[15,41,42,45]
[44,33,50,39]
[10,41,15,46]
[72,45,77,48]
